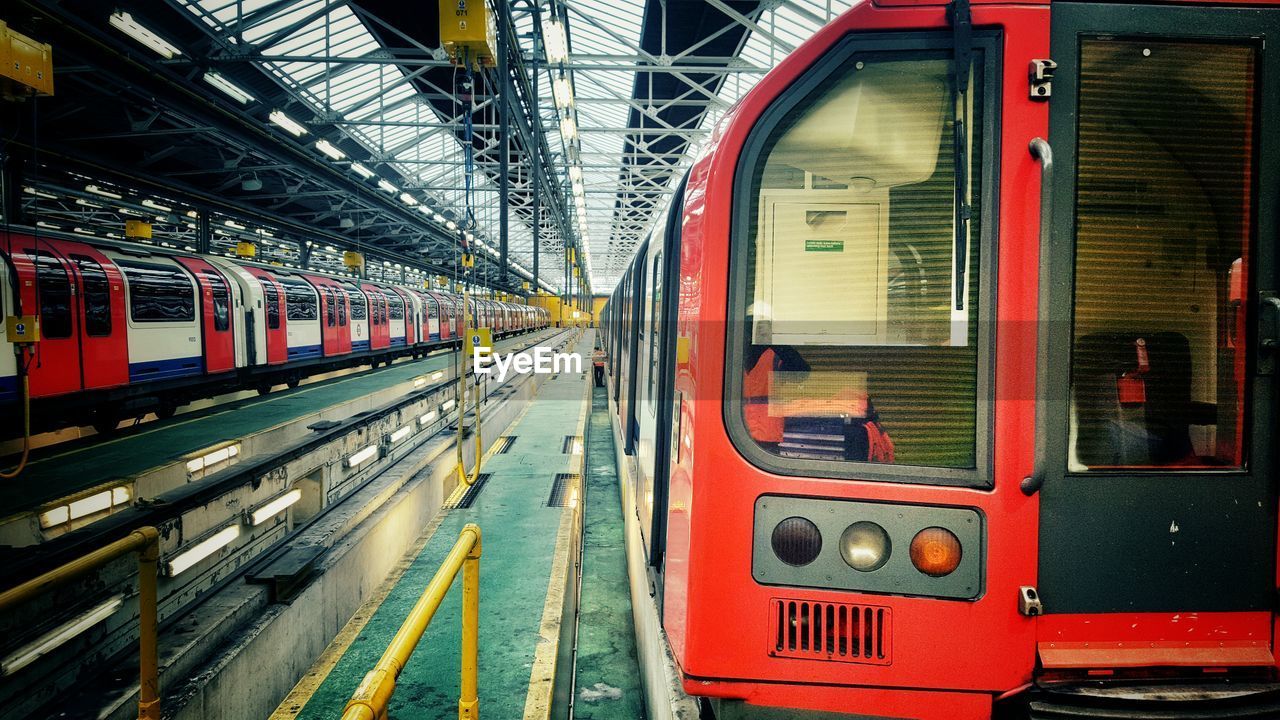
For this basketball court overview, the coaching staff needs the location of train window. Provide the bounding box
[338,290,347,326]
[119,260,196,324]
[1067,39,1255,471]
[346,288,366,321]
[261,278,281,329]
[388,293,404,320]
[730,42,993,475]
[279,278,318,321]
[648,251,663,404]
[324,287,336,327]
[71,254,111,337]
[202,270,230,332]
[26,250,73,338]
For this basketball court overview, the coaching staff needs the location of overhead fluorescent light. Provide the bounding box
[141,199,172,212]
[24,186,57,199]
[315,139,345,161]
[75,199,103,209]
[203,71,255,104]
[224,220,245,230]
[542,19,568,64]
[433,213,445,223]
[568,166,582,182]
[268,110,308,137]
[350,162,375,179]
[109,11,181,59]
[250,489,302,526]
[166,524,241,576]
[446,220,457,231]
[85,184,122,200]
[377,179,398,194]
[553,77,574,109]
[399,192,418,206]
[0,595,124,675]
[389,426,412,444]
[347,445,379,468]
[559,116,577,142]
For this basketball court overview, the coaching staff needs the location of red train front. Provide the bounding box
[603,0,1280,717]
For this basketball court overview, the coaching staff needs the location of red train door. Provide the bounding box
[332,284,351,354]
[8,242,82,398]
[174,257,235,374]
[253,272,288,365]
[362,284,390,350]
[305,278,341,357]
[56,241,128,390]
[1037,4,1280,667]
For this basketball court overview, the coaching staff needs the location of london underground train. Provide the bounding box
[0,228,549,436]
[603,0,1280,717]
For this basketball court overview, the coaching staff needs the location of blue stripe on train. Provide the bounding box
[129,356,205,383]
[0,375,16,403]
[390,337,407,347]
[352,340,370,352]
[287,344,323,361]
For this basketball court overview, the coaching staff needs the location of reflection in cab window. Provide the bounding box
[203,270,230,331]
[261,278,281,329]
[737,54,982,469]
[1069,40,1255,471]
[119,261,195,323]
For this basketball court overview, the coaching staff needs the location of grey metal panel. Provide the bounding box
[752,495,983,600]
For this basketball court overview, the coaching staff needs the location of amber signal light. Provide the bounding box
[909,527,962,577]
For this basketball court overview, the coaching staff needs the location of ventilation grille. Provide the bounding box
[561,435,583,454]
[547,473,579,507]
[446,473,492,510]
[769,598,891,665]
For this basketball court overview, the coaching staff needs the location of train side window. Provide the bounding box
[26,250,73,339]
[279,278,318,321]
[71,254,111,337]
[261,278,281,329]
[324,287,336,327]
[202,270,231,332]
[346,288,366,321]
[730,40,995,477]
[338,290,347,326]
[119,260,196,323]
[388,293,404,321]
[648,251,663,404]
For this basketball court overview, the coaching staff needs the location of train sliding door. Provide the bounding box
[1038,4,1279,666]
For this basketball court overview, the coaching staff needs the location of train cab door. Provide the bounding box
[174,257,236,374]
[58,242,128,390]
[10,244,82,397]
[1037,4,1280,669]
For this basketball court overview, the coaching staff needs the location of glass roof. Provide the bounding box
[174,0,858,292]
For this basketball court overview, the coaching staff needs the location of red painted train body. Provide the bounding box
[603,0,1280,717]
[0,229,549,435]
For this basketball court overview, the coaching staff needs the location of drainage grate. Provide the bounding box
[547,473,580,507]
[494,436,517,454]
[769,598,891,665]
[447,473,492,510]
[561,435,583,454]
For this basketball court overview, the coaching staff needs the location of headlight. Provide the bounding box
[909,527,962,577]
[839,521,891,572]
[771,516,822,566]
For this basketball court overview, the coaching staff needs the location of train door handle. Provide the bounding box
[1022,137,1053,497]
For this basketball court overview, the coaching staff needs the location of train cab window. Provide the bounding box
[199,270,231,332]
[730,43,993,477]
[26,250,73,338]
[260,278,281,329]
[279,278,318,321]
[119,260,196,324]
[1067,40,1256,471]
[71,254,111,337]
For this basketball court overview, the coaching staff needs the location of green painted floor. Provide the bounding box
[2,331,555,513]
[572,384,646,719]
[292,358,589,720]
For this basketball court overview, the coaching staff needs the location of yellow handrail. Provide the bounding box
[341,523,483,720]
[0,526,161,720]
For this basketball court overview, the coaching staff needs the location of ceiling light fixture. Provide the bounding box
[108,11,181,59]
[268,110,308,137]
[203,71,255,104]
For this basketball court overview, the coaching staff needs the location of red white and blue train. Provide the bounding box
[1,229,549,435]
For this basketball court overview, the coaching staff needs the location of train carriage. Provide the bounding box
[604,0,1280,717]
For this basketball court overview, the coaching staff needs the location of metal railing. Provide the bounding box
[0,526,161,720]
[341,523,483,720]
